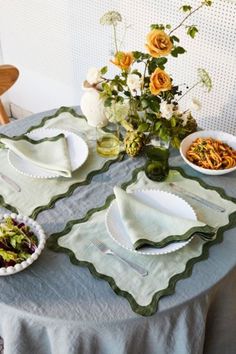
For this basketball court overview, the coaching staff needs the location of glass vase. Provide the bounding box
[96,125,120,158]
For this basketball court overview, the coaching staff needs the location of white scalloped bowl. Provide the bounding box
[180,130,236,175]
[0,213,46,276]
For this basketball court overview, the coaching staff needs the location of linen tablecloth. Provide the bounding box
[0,107,236,354]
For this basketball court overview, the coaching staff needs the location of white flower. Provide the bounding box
[181,111,191,126]
[127,74,142,94]
[160,102,176,120]
[86,67,102,85]
[100,11,122,26]
[190,98,202,111]
[105,101,129,123]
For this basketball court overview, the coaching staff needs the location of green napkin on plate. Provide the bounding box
[114,186,215,249]
[1,134,72,178]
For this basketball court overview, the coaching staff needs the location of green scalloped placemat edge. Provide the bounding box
[0,133,66,144]
[26,106,86,133]
[47,166,236,316]
[30,153,124,219]
[0,106,125,219]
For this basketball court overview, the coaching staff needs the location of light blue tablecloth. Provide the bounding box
[0,107,236,354]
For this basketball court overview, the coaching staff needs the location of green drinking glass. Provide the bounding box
[144,146,170,182]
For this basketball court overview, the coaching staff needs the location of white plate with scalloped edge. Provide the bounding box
[8,128,89,179]
[105,189,197,255]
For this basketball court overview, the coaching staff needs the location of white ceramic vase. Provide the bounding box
[80,86,108,128]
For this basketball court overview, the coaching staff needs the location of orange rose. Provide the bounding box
[111,51,133,70]
[145,30,173,57]
[150,68,172,95]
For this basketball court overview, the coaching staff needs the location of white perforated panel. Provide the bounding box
[0,0,235,133]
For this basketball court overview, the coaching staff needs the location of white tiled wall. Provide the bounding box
[0,0,235,133]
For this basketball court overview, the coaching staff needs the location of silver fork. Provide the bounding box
[92,239,148,277]
[0,172,21,192]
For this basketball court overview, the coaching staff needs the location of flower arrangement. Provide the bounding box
[82,1,213,157]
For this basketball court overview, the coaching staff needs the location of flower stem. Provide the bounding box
[178,81,201,101]
[141,60,148,94]
[112,24,119,53]
[169,4,204,35]
[119,22,130,50]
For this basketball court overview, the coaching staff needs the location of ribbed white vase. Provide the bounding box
[80,86,108,128]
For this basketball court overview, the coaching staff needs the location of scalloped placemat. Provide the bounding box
[0,107,123,218]
[48,167,236,316]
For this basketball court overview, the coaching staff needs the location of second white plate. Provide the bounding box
[106,189,196,255]
[8,128,89,179]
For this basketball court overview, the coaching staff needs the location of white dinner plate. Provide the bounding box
[105,189,197,255]
[8,128,89,178]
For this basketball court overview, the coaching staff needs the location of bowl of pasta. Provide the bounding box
[180,130,236,175]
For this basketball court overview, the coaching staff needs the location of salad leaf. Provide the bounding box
[0,217,38,268]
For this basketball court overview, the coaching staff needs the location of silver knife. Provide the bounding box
[0,172,21,192]
[169,182,225,213]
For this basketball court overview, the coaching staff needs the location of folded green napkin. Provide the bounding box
[114,186,215,249]
[1,134,72,177]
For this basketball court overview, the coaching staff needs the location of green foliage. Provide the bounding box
[100,66,108,75]
[132,51,150,62]
[104,97,113,107]
[146,95,161,113]
[148,57,168,73]
[202,0,213,6]
[131,69,142,77]
[197,68,212,92]
[171,46,186,57]
[137,122,150,132]
[186,25,199,38]
[171,35,180,43]
[150,24,165,30]
[180,5,192,12]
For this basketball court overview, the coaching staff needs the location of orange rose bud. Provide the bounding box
[111,51,133,70]
[145,29,173,58]
[150,68,172,95]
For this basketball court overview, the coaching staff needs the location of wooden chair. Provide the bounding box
[0,65,19,124]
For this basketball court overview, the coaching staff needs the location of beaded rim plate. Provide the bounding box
[8,128,89,179]
[105,189,196,255]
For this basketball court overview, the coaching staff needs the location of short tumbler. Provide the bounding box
[144,146,170,182]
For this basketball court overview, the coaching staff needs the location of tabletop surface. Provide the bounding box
[0,107,236,354]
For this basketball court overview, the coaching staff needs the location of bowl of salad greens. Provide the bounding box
[0,213,46,275]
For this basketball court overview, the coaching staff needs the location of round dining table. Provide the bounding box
[0,107,236,354]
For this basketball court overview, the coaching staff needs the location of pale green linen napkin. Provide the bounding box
[114,186,215,249]
[1,134,72,178]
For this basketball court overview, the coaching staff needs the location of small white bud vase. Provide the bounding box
[80,86,108,128]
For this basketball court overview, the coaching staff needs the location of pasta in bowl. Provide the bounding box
[180,131,236,175]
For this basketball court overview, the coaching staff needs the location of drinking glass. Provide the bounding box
[144,146,170,182]
[96,126,120,158]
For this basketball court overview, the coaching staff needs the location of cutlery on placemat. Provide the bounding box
[169,182,225,213]
[0,172,21,192]
[92,240,148,277]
